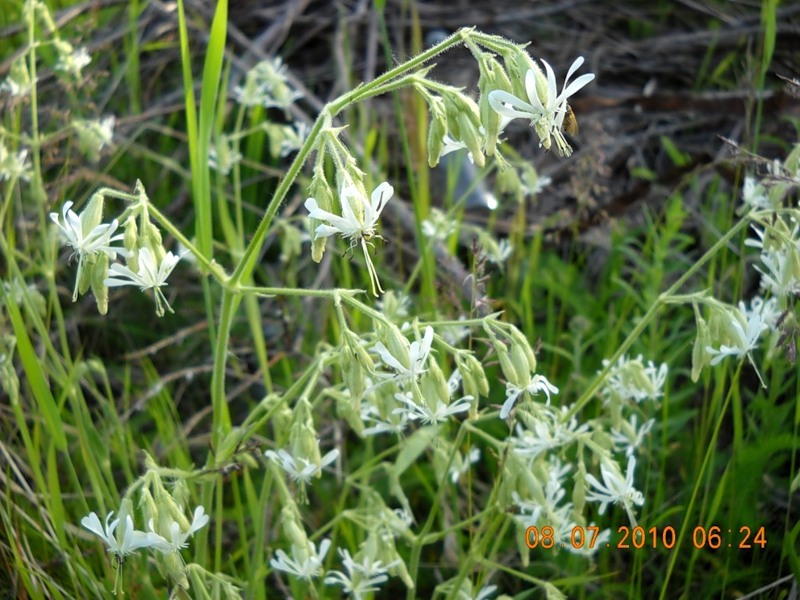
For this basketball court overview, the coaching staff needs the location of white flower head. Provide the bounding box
[81,511,165,558]
[324,547,397,599]
[373,325,434,385]
[265,448,339,484]
[55,46,91,79]
[271,538,332,581]
[305,181,393,295]
[500,373,559,419]
[705,304,768,366]
[50,201,123,260]
[0,143,32,182]
[233,57,302,109]
[511,405,587,460]
[585,456,644,525]
[489,56,594,156]
[610,414,655,458]
[393,391,472,426]
[742,175,773,210]
[600,354,668,405]
[149,505,210,554]
[104,247,182,316]
[73,116,116,162]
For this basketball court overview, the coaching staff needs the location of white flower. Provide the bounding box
[489,56,594,156]
[0,56,34,98]
[755,249,800,299]
[373,325,434,385]
[305,181,393,296]
[585,456,644,523]
[742,295,781,332]
[105,247,182,316]
[81,511,165,558]
[232,58,302,109]
[306,182,392,243]
[610,414,655,457]
[742,175,772,210]
[55,46,91,78]
[501,373,559,419]
[271,538,331,581]
[705,305,768,365]
[73,116,115,160]
[393,391,472,425]
[50,201,124,260]
[361,400,409,436]
[511,406,587,460]
[324,548,397,599]
[208,135,242,175]
[279,122,310,157]
[264,448,339,484]
[600,355,668,404]
[149,505,210,554]
[0,143,32,182]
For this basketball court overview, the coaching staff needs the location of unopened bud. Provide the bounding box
[427,97,448,167]
[91,253,109,315]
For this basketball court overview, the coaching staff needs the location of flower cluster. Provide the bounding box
[50,184,183,316]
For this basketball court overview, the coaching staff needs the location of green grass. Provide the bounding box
[1,1,798,599]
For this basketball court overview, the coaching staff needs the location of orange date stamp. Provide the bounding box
[525,525,767,550]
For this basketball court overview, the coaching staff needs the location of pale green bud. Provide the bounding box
[477,54,512,155]
[427,96,448,167]
[381,323,411,370]
[456,111,485,167]
[509,327,537,373]
[307,171,335,263]
[510,343,532,387]
[456,352,489,404]
[90,253,108,315]
[123,215,138,255]
[76,254,92,298]
[425,359,451,408]
[691,307,710,382]
[82,192,105,231]
[493,338,519,385]
[144,222,165,264]
[138,488,159,531]
[281,506,308,548]
[278,219,303,264]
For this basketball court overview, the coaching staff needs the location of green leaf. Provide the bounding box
[0,287,67,451]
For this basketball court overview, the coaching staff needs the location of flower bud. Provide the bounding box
[90,253,109,315]
[493,338,518,385]
[509,326,537,373]
[510,343,532,388]
[477,54,512,155]
[123,215,138,255]
[380,323,411,371]
[144,222,165,264]
[427,96,448,167]
[81,192,105,231]
[307,170,335,263]
[691,306,710,382]
[280,506,308,549]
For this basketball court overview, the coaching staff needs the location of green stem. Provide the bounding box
[658,361,742,600]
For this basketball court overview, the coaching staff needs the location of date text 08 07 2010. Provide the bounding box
[525,525,767,550]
